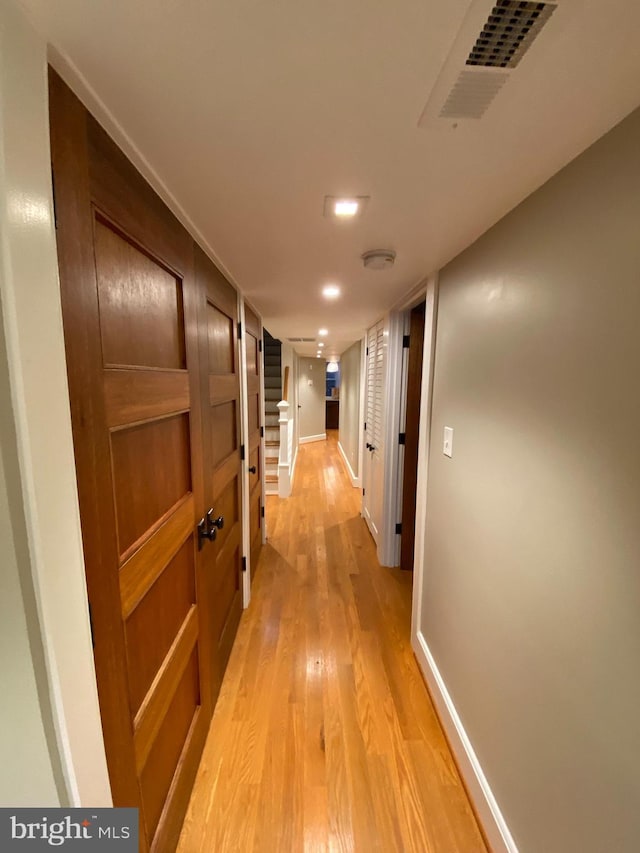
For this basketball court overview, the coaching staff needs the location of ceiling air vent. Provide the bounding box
[466,1,557,69]
[418,0,561,127]
[287,337,316,343]
[439,70,509,119]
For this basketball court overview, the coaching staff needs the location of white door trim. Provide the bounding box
[238,298,251,608]
[410,274,438,634]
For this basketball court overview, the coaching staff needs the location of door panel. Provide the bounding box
[195,246,243,699]
[111,414,192,557]
[363,319,386,546]
[244,304,263,578]
[94,218,186,369]
[49,70,210,853]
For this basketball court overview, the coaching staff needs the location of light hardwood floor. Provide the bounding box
[178,432,488,852]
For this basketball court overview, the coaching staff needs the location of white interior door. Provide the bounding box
[363,319,385,545]
[298,356,326,440]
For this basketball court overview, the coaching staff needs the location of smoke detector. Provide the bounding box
[362,250,396,271]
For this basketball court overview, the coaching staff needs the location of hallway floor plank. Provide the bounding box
[178,432,487,852]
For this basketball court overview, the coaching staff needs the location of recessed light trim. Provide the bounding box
[318,329,328,337]
[318,342,325,348]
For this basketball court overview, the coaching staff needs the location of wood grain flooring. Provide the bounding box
[178,432,488,852]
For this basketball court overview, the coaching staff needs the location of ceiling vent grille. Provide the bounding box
[287,337,316,343]
[418,0,561,126]
[439,70,509,119]
[466,1,557,69]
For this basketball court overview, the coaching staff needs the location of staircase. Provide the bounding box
[263,330,281,495]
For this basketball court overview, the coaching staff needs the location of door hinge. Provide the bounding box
[395,522,402,535]
[364,422,367,431]
[403,334,410,348]
[237,321,242,339]
[259,339,263,353]
[242,556,247,572]
[399,432,406,445]
[261,504,265,519]
[260,426,264,438]
[240,444,245,461]
[87,601,95,648]
[362,487,365,497]
[366,346,369,356]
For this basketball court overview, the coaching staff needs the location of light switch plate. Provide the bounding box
[443,426,453,457]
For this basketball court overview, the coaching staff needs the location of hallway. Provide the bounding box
[178,432,487,852]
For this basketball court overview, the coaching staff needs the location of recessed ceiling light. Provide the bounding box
[318,342,325,348]
[323,196,370,220]
[334,200,358,217]
[318,329,328,336]
[322,285,341,299]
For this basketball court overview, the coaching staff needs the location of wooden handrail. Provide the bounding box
[282,365,290,402]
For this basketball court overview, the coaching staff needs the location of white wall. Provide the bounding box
[0,0,111,806]
[416,106,640,853]
[338,340,362,485]
[0,326,60,806]
[298,357,326,442]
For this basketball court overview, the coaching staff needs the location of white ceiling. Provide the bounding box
[20,0,640,358]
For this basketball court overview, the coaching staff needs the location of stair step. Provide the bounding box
[265,440,279,447]
[265,474,278,483]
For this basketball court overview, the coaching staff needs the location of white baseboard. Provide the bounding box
[290,445,298,485]
[413,631,518,853]
[300,433,326,444]
[337,441,360,488]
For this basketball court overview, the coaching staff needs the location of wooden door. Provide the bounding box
[363,319,385,546]
[195,247,243,697]
[50,71,210,853]
[400,301,426,571]
[243,304,263,578]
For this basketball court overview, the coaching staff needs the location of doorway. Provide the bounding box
[400,301,426,571]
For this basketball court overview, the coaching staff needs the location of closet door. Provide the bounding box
[50,70,210,853]
[195,246,243,699]
[363,318,386,546]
